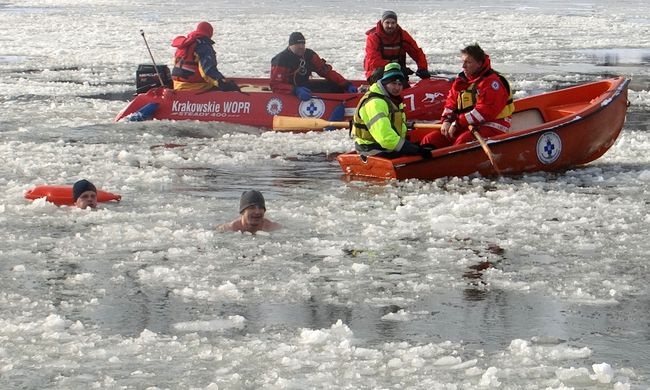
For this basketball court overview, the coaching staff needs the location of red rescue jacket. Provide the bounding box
[363,21,428,79]
[441,56,513,132]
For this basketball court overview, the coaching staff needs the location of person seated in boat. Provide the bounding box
[171,21,240,92]
[364,10,430,84]
[351,63,433,159]
[420,43,514,149]
[270,32,358,101]
[216,190,282,234]
[73,179,98,209]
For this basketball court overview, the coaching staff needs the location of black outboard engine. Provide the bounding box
[135,64,172,93]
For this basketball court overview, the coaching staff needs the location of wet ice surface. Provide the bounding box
[1,0,650,388]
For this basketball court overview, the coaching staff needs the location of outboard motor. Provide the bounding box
[135,64,172,93]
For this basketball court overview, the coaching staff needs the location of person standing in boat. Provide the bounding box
[270,32,358,101]
[419,43,514,149]
[170,21,240,92]
[216,190,282,234]
[351,63,433,159]
[363,10,430,84]
[73,179,98,210]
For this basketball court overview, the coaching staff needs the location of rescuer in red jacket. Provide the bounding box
[270,32,358,101]
[171,21,240,92]
[363,11,430,84]
[420,44,514,149]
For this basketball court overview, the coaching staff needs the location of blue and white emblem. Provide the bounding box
[536,132,562,164]
[299,98,326,118]
[491,80,500,90]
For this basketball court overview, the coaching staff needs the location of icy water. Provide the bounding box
[1,0,650,388]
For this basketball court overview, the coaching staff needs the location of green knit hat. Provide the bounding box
[381,63,405,84]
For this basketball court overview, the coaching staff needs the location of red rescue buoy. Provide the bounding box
[24,185,121,206]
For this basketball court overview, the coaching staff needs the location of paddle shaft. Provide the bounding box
[470,126,501,175]
[140,30,165,88]
[272,115,441,131]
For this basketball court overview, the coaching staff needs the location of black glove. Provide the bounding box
[420,145,434,159]
[403,67,415,76]
[219,79,241,92]
[416,69,431,79]
[399,140,431,159]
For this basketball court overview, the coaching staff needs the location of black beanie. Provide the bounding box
[239,190,266,213]
[73,179,97,201]
[288,32,305,45]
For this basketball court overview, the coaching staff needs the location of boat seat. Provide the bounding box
[543,102,589,121]
[547,102,589,115]
[239,84,272,93]
[510,108,544,131]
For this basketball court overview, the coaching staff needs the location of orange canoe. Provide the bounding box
[24,185,122,206]
[337,77,630,181]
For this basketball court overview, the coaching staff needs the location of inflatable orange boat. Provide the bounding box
[24,185,122,206]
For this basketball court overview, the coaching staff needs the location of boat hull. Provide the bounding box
[115,77,452,129]
[338,77,630,180]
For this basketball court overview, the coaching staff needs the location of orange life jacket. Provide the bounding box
[171,38,203,84]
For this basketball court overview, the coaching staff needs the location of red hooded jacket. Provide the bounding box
[441,55,512,131]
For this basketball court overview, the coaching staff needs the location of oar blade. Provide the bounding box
[272,115,348,131]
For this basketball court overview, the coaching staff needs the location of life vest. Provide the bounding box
[291,51,316,86]
[457,70,515,119]
[377,35,406,69]
[351,91,405,142]
[171,39,203,84]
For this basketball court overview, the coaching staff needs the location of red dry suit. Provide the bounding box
[363,20,428,80]
[420,55,514,148]
[270,47,351,94]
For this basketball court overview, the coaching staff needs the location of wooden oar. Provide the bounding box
[470,126,501,175]
[272,116,348,131]
[272,115,442,131]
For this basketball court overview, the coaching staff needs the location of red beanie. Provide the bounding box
[195,21,213,38]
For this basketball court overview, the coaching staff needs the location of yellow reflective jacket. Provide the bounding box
[351,83,406,151]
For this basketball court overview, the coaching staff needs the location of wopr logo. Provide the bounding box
[266,98,283,116]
